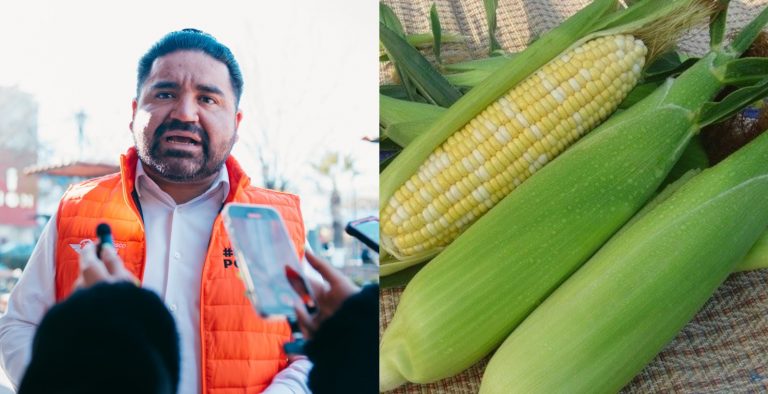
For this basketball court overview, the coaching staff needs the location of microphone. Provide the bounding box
[96,223,114,259]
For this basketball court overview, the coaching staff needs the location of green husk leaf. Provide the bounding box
[660,134,709,187]
[380,3,405,37]
[709,0,729,50]
[430,3,442,64]
[643,57,699,82]
[379,156,396,171]
[483,0,502,55]
[380,260,429,289]
[730,2,768,54]
[380,143,400,171]
[380,94,445,147]
[618,81,663,109]
[735,230,768,271]
[379,84,409,100]
[380,94,446,127]
[379,1,412,99]
[444,56,516,87]
[379,138,401,152]
[642,50,699,82]
[395,60,420,102]
[699,77,768,127]
[379,32,466,62]
[380,22,463,107]
[387,119,440,147]
[407,32,464,47]
[442,55,517,72]
[721,57,768,86]
[618,168,701,239]
[644,51,683,75]
[380,248,439,276]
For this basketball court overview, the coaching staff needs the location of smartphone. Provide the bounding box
[345,216,379,253]
[222,203,315,319]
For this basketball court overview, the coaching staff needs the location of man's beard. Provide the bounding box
[135,120,235,182]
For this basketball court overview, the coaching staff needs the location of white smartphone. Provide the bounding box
[222,203,315,319]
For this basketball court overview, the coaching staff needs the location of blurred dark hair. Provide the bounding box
[136,28,243,105]
[18,283,180,394]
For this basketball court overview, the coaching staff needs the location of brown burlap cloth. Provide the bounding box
[380,0,768,392]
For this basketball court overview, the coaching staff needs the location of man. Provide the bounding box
[0,29,311,393]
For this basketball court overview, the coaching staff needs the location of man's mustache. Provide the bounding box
[154,120,208,145]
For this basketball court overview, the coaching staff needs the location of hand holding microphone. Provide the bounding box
[76,223,138,289]
[96,222,114,260]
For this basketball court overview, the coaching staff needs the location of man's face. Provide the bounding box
[131,50,242,182]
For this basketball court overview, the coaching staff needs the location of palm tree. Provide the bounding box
[311,152,358,247]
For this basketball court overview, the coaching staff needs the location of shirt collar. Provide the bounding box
[134,160,231,204]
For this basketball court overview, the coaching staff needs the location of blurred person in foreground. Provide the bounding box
[19,241,375,393]
[0,29,312,393]
[18,242,179,394]
[292,252,378,394]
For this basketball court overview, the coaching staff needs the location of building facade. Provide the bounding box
[0,86,38,246]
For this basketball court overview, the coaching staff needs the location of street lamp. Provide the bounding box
[75,109,87,159]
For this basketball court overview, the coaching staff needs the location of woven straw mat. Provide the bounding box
[379,0,768,393]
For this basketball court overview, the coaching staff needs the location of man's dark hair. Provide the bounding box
[136,28,243,105]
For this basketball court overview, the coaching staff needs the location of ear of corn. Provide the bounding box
[480,128,768,394]
[381,0,619,202]
[381,34,647,259]
[624,165,768,274]
[379,4,768,390]
[380,0,712,272]
[637,141,768,274]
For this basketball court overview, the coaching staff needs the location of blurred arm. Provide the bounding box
[262,357,312,394]
[0,215,58,389]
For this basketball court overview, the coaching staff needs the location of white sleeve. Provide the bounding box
[0,213,58,390]
[261,357,313,394]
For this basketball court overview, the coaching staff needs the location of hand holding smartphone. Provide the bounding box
[222,203,316,319]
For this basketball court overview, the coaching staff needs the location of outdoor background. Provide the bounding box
[0,4,378,388]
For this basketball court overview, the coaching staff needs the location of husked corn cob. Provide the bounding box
[381,35,646,258]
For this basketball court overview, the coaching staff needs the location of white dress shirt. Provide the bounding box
[0,161,311,393]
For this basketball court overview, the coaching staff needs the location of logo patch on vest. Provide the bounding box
[223,247,238,268]
[69,239,127,254]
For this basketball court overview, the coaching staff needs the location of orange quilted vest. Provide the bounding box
[54,147,306,393]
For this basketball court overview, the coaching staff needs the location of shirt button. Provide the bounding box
[169,304,178,312]
[173,251,181,260]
